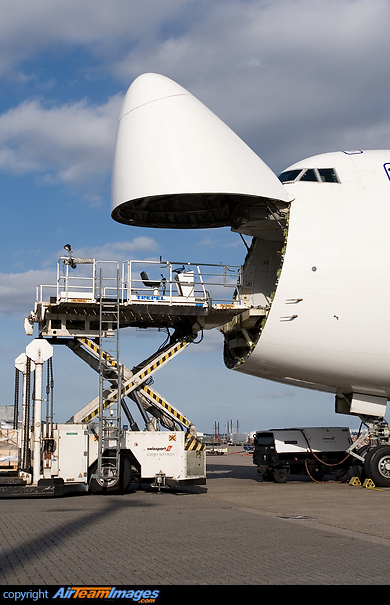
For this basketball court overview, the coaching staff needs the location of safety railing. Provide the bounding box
[124,259,242,307]
[35,257,243,309]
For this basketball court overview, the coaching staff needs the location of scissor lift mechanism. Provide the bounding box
[66,335,196,433]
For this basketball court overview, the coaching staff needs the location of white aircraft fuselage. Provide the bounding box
[111,73,390,418]
[233,151,390,405]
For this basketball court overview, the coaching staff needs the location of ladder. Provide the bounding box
[94,266,122,490]
[66,334,196,433]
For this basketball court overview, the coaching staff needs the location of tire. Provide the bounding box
[308,466,325,481]
[364,445,390,488]
[89,455,133,494]
[334,468,350,483]
[352,446,369,482]
[118,456,133,492]
[273,468,288,483]
[261,470,274,482]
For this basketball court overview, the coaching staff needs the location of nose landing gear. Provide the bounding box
[363,445,390,488]
[349,417,390,487]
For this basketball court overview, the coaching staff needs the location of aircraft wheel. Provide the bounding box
[352,446,369,482]
[273,468,288,483]
[364,445,390,488]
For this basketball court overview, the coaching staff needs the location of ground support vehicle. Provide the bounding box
[253,427,352,483]
[7,334,207,497]
[0,424,205,496]
[4,255,246,497]
[205,446,228,455]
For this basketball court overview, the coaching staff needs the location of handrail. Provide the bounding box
[35,257,242,307]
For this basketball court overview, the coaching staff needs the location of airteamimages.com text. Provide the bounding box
[1,587,161,602]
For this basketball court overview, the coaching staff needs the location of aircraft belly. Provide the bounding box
[235,338,390,396]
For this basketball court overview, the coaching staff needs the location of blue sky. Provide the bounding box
[1,0,389,433]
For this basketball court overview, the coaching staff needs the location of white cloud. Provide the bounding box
[69,237,159,262]
[0,237,160,316]
[0,269,54,316]
[108,0,390,170]
[0,95,123,193]
[0,0,188,76]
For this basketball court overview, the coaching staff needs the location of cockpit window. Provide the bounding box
[278,169,303,183]
[278,167,340,184]
[300,169,318,182]
[318,168,339,183]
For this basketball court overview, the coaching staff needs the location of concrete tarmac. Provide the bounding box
[0,448,390,586]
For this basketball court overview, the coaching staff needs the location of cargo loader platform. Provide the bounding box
[26,256,251,339]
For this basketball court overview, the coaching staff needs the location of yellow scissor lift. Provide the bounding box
[67,335,197,435]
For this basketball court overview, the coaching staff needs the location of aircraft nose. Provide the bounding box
[112,73,288,230]
[119,73,189,118]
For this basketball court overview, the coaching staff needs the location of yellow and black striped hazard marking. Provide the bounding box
[79,338,190,423]
[81,397,118,423]
[185,434,205,452]
[140,340,189,376]
[142,385,190,427]
[79,338,117,368]
[119,340,189,398]
[82,410,96,423]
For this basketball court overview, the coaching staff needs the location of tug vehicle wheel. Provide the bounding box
[88,455,133,494]
[260,470,274,482]
[273,468,288,483]
[309,466,325,481]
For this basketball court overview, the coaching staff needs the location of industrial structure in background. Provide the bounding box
[211,420,255,446]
